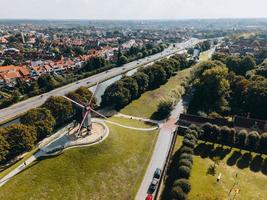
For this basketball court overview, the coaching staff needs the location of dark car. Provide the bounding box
[148,178,158,193]
[153,168,161,179]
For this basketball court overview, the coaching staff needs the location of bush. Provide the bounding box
[178,159,192,169]
[178,165,191,179]
[171,185,187,200]
[173,179,191,194]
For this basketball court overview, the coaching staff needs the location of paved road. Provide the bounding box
[0,38,201,123]
[135,45,218,200]
[135,99,184,200]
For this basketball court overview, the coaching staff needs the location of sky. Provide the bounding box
[1,0,267,20]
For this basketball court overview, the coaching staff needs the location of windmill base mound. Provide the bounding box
[67,119,109,145]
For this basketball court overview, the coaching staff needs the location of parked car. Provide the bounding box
[145,194,153,200]
[153,168,161,179]
[148,178,158,193]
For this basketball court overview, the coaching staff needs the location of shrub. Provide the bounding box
[184,133,197,143]
[178,159,192,169]
[237,129,248,147]
[180,146,194,155]
[182,138,196,149]
[259,133,267,154]
[178,165,191,179]
[202,122,213,140]
[171,185,187,200]
[179,153,193,164]
[190,130,199,140]
[247,131,260,151]
[220,126,231,145]
[173,179,191,194]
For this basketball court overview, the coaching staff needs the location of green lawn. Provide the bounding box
[121,67,196,119]
[161,136,267,200]
[0,117,158,200]
[189,142,267,200]
[0,148,39,180]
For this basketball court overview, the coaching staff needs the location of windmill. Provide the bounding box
[63,82,107,137]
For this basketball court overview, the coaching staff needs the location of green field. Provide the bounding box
[120,50,211,119]
[0,117,158,200]
[121,67,195,119]
[161,136,267,200]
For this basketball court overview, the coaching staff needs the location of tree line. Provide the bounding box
[101,54,191,110]
[199,123,267,154]
[0,86,95,164]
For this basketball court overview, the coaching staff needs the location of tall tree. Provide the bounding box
[43,96,74,125]
[5,124,37,156]
[0,130,10,162]
[21,108,56,139]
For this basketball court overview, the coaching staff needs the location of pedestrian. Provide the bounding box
[24,161,26,166]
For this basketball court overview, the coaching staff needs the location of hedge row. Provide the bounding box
[171,126,199,200]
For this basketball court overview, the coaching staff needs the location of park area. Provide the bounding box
[0,117,158,200]
[161,136,267,200]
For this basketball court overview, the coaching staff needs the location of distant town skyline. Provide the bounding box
[1,0,267,20]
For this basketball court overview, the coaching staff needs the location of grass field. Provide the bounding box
[120,67,195,119]
[161,136,267,200]
[120,50,211,119]
[0,117,158,200]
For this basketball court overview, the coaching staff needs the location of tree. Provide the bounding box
[178,165,191,179]
[226,56,241,74]
[152,98,173,120]
[21,108,56,139]
[37,74,58,91]
[190,65,230,114]
[75,87,97,107]
[0,130,10,162]
[173,179,191,194]
[3,56,14,66]
[246,76,267,119]
[220,126,231,145]
[5,124,37,156]
[237,129,248,148]
[43,96,74,124]
[240,56,256,75]
[180,146,194,155]
[171,186,187,200]
[83,57,106,71]
[179,153,193,164]
[247,131,260,152]
[132,72,149,94]
[117,55,128,66]
[101,81,131,109]
[121,76,139,100]
[259,133,267,154]
[178,159,192,169]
